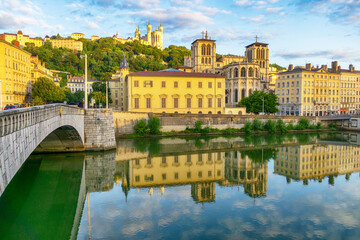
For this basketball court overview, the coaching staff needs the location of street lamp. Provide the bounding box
[106,80,108,109]
[80,54,88,109]
[262,96,264,114]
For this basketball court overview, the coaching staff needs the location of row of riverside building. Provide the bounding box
[1,28,359,115]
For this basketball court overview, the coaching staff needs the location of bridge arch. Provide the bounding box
[0,104,84,196]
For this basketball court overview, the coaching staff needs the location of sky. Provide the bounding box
[0,0,360,69]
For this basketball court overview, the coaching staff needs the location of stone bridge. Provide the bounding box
[0,104,116,196]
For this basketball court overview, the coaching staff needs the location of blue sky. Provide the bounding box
[1,0,360,69]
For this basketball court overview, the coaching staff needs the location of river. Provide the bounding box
[0,132,360,239]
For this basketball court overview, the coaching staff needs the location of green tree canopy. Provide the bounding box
[237,90,279,114]
[32,77,65,103]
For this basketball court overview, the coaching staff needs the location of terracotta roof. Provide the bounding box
[338,69,360,74]
[191,38,216,44]
[128,71,224,78]
[178,65,192,69]
[245,42,268,48]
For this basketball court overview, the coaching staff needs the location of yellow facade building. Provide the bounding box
[109,56,129,110]
[0,30,43,47]
[45,37,83,52]
[30,56,53,83]
[71,33,85,40]
[0,40,31,108]
[91,36,99,41]
[127,71,225,114]
[333,62,360,114]
[276,64,341,116]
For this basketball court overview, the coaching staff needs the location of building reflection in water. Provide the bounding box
[114,135,360,203]
[115,137,272,203]
[274,144,360,185]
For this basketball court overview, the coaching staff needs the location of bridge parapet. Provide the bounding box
[0,104,83,137]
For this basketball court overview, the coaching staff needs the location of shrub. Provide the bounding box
[328,123,337,129]
[295,123,305,130]
[201,126,211,134]
[264,120,277,133]
[148,117,161,134]
[244,121,253,134]
[223,128,233,135]
[194,120,203,132]
[253,119,263,131]
[134,119,148,135]
[287,122,294,130]
[309,124,317,129]
[277,119,288,133]
[299,118,310,129]
[316,122,322,129]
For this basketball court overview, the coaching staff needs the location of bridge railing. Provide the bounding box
[0,104,83,137]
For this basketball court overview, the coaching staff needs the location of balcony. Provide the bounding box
[13,91,26,95]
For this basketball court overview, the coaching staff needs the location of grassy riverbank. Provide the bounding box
[119,118,337,139]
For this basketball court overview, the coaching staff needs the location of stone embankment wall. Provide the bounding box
[112,111,318,136]
[84,109,116,150]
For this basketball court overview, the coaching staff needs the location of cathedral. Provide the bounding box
[113,21,163,50]
[184,32,269,107]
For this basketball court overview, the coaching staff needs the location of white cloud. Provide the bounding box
[265,7,283,13]
[87,21,100,29]
[122,0,162,9]
[241,15,265,22]
[196,6,231,15]
[118,7,214,29]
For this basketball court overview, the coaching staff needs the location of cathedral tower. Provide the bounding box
[190,31,216,73]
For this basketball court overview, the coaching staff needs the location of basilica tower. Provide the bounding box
[190,31,216,73]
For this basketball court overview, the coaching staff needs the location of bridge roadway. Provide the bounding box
[0,104,116,197]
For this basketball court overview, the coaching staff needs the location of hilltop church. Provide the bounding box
[183,32,270,107]
[113,21,163,50]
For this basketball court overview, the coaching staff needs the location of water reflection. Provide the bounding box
[115,133,360,202]
[1,133,360,239]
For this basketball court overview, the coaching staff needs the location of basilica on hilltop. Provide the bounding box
[113,21,163,50]
[183,32,270,107]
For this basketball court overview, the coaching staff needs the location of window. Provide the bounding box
[161,81,166,88]
[174,81,178,88]
[134,98,139,109]
[174,98,179,108]
[208,98,212,108]
[208,82,212,88]
[134,80,139,87]
[217,98,221,107]
[161,98,166,108]
[146,98,151,108]
[218,82,221,88]
[187,82,191,88]
[198,82,202,88]
[198,98,203,108]
[144,80,153,87]
[187,98,191,108]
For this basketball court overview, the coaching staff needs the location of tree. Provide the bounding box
[91,91,106,105]
[91,81,112,104]
[32,77,65,103]
[237,90,279,114]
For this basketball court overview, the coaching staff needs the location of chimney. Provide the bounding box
[306,63,311,70]
[338,66,341,70]
[288,64,293,71]
[324,65,327,70]
[331,61,338,72]
[349,64,354,72]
